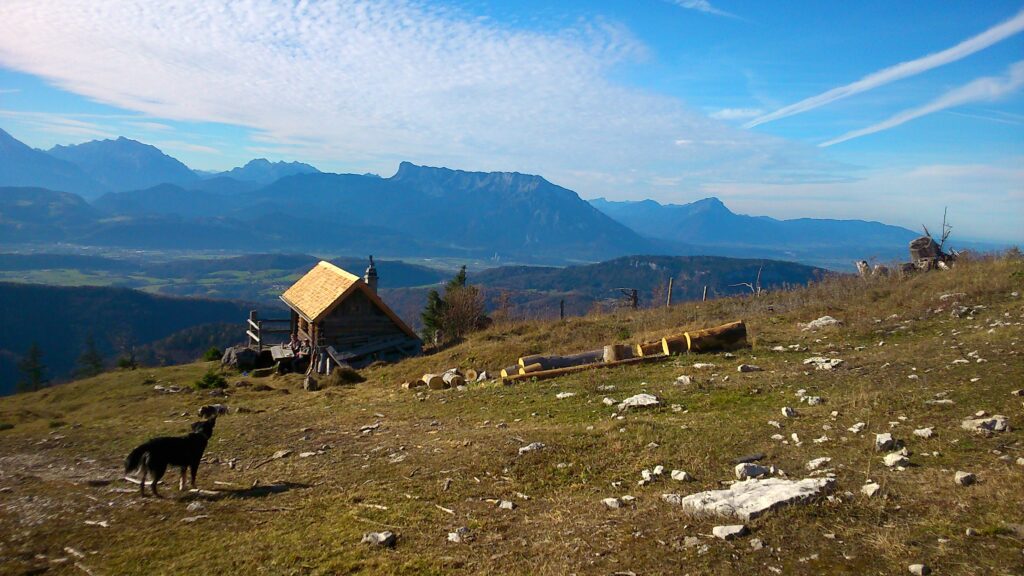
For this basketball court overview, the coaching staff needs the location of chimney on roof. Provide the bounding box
[364,255,378,293]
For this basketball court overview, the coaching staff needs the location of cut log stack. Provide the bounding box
[661,320,747,355]
[405,320,749,389]
[503,320,748,384]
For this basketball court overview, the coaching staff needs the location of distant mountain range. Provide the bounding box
[0,126,933,268]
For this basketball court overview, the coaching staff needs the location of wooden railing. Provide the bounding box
[247,310,292,352]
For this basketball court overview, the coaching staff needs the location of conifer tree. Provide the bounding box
[75,335,104,378]
[17,342,48,393]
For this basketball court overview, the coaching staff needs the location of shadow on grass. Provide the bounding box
[182,481,311,501]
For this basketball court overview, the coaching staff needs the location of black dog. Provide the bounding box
[124,418,216,497]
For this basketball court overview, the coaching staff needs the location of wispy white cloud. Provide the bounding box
[709,107,763,120]
[0,88,20,94]
[820,61,1024,147]
[666,1,737,18]
[0,0,824,193]
[126,121,173,131]
[746,8,1024,128]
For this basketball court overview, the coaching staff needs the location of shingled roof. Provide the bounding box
[280,261,417,339]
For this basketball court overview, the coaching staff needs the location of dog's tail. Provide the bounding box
[124,444,149,473]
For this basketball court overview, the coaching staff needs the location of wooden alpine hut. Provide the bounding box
[279,257,421,372]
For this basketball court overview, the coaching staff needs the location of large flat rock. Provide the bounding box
[662,477,835,520]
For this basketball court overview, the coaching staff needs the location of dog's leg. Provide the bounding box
[179,467,186,491]
[139,467,147,497]
[190,462,199,489]
[151,463,166,498]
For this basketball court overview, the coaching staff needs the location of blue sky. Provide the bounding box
[0,1,1021,242]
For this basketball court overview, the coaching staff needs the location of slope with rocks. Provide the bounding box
[48,137,199,193]
[0,254,1020,575]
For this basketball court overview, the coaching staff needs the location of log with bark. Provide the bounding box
[634,341,663,357]
[662,320,748,355]
[442,372,465,387]
[500,365,520,379]
[422,373,446,389]
[518,362,544,376]
[464,369,478,382]
[503,354,668,383]
[518,349,604,370]
[603,344,634,363]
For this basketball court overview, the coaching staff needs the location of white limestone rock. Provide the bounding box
[800,316,842,331]
[518,442,546,455]
[662,477,835,520]
[362,531,397,548]
[861,482,881,497]
[805,457,832,471]
[802,356,845,370]
[602,497,623,509]
[961,415,1009,434]
[912,427,935,439]
[874,433,895,452]
[954,471,976,486]
[735,463,771,480]
[781,406,797,418]
[617,393,662,411]
[671,470,693,481]
[883,453,909,467]
[737,364,763,373]
[712,524,749,540]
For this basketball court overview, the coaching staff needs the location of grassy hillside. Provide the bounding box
[0,255,1021,575]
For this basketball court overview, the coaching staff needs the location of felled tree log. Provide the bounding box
[518,349,604,370]
[464,369,478,382]
[603,344,634,363]
[634,341,663,357]
[503,354,667,383]
[442,372,465,387]
[422,373,446,389]
[519,362,543,376]
[662,320,748,355]
[500,365,520,379]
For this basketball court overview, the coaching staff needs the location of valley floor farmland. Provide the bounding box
[0,256,1022,575]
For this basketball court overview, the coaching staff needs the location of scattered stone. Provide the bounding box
[683,536,701,548]
[939,292,966,302]
[883,453,909,467]
[620,495,636,505]
[803,356,844,370]
[299,451,318,458]
[913,427,935,439]
[555,392,576,399]
[965,527,978,537]
[498,500,516,510]
[596,384,616,392]
[518,442,545,455]
[693,362,717,370]
[1011,389,1024,397]
[476,371,491,382]
[362,531,397,548]
[602,497,623,509]
[735,463,771,480]
[781,407,797,418]
[186,502,204,512]
[961,415,1010,434]
[954,471,976,486]
[800,316,842,331]
[848,422,866,434]
[671,470,693,482]
[804,396,825,406]
[908,564,930,576]
[662,477,835,520]
[861,482,881,497]
[712,524,749,540]
[602,397,617,406]
[675,375,694,385]
[749,538,765,550]
[448,527,470,543]
[618,394,661,411]
[1017,457,1024,467]
[737,364,763,373]
[806,457,832,471]
[875,433,895,452]
[925,398,955,406]
[181,515,209,523]
[271,449,292,460]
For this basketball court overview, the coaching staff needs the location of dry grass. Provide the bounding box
[0,255,1022,575]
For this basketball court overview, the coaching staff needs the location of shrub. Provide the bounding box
[194,370,228,390]
[202,346,223,362]
[323,366,365,386]
[117,355,138,370]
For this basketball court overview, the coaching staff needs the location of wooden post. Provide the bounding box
[560,299,565,320]
[248,310,258,348]
[666,278,673,308]
[702,285,708,302]
[630,289,638,309]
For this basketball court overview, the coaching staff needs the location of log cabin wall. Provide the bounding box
[318,289,407,349]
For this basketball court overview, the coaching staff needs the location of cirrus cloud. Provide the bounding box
[0,0,833,195]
